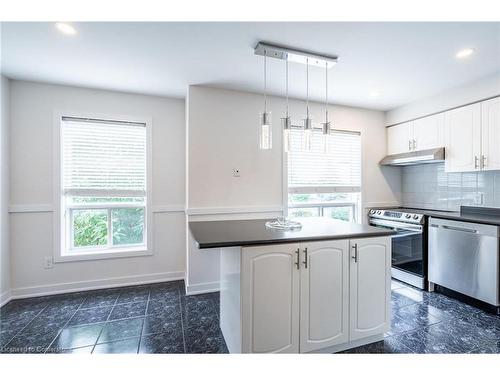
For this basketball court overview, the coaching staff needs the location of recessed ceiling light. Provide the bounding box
[369,90,381,98]
[55,22,76,35]
[456,48,475,59]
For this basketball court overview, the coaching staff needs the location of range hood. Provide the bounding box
[380,147,445,166]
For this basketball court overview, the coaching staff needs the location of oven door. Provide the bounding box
[369,218,424,277]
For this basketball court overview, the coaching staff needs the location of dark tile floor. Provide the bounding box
[340,280,500,354]
[1,279,499,354]
[0,280,227,354]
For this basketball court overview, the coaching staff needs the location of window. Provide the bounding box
[59,116,150,259]
[287,129,361,222]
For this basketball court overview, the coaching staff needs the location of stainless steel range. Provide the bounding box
[368,209,427,289]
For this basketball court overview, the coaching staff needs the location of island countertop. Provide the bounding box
[190,217,395,249]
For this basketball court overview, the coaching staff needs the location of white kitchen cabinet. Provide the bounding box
[412,113,445,151]
[480,97,500,171]
[387,114,445,155]
[225,236,391,353]
[299,240,349,352]
[387,122,413,154]
[444,102,481,172]
[241,244,300,353]
[349,236,391,341]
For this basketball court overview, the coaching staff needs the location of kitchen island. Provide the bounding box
[190,217,394,353]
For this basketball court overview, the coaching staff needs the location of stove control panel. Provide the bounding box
[368,209,424,224]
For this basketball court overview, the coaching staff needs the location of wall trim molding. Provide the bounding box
[9,271,185,300]
[8,204,55,213]
[186,206,283,216]
[185,281,220,296]
[152,205,185,213]
[0,289,12,307]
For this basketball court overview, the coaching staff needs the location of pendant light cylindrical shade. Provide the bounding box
[259,51,272,150]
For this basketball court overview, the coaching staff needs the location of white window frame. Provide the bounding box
[283,129,363,223]
[53,111,153,262]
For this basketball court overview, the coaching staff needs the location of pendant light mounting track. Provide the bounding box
[254,42,338,68]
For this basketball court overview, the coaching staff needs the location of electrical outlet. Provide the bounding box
[232,168,240,177]
[44,256,54,269]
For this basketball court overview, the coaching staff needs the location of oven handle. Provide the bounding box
[369,218,423,232]
[392,231,422,239]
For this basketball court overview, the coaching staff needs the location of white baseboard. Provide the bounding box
[9,271,186,300]
[185,281,220,296]
[0,289,12,307]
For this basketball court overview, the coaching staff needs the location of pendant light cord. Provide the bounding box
[286,59,289,117]
[306,58,309,118]
[325,62,329,123]
[264,51,267,113]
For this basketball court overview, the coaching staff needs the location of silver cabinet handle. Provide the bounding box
[408,140,412,151]
[474,156,479,169]
[352,243,358,263]
[413,139,417,150]
[482,155,487,169]
[302,248,308,269]
[295,249,300,270]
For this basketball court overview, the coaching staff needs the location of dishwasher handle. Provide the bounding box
[430,223,477,234]
[429,218,500,237]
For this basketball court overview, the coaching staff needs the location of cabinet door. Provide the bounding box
[413,113,445,151]
[349,237,391,341]
[299,240,349,352]
[241,244,300,353]
[387,122,413,155]
[444,103,481,172]
[481,97,500,171]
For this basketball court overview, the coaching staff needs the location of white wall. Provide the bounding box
[186,85,400,293]
[9,80,186,297]
[386,72,500,125]
[1,75,11,305]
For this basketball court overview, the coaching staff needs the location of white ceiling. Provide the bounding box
[1,22,499,110]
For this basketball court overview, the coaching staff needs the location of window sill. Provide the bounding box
[55,247,153,263]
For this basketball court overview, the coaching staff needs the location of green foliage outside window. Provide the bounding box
[72,207,144,248]
[73,210,108,247]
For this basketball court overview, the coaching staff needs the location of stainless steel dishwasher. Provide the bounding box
[428,217,500,306]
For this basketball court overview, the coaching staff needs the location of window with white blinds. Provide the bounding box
[62,117,146,197]
[288,129,361,193]
[59,116,149,258]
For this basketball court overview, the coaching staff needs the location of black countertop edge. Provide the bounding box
[197,230,395,249]
[190,217,395,250]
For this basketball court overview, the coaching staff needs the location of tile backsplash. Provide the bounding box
[401,163,500,212]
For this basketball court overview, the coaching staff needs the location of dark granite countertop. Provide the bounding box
[190,217,395,249]
[397,206,500,226]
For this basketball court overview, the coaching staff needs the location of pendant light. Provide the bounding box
[321,61,332,153]
[259,50,272,150]
[254,42,339,153]
[303,58,313,151]
[281,59,291,153]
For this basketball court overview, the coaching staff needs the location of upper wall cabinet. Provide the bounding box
[387,122,413,155]
[480,97,500,171]
[387,113,445,155]
[412,113,445,151]
[444,103,481,173]
[444,99,500,173]
[386,96,500,173]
